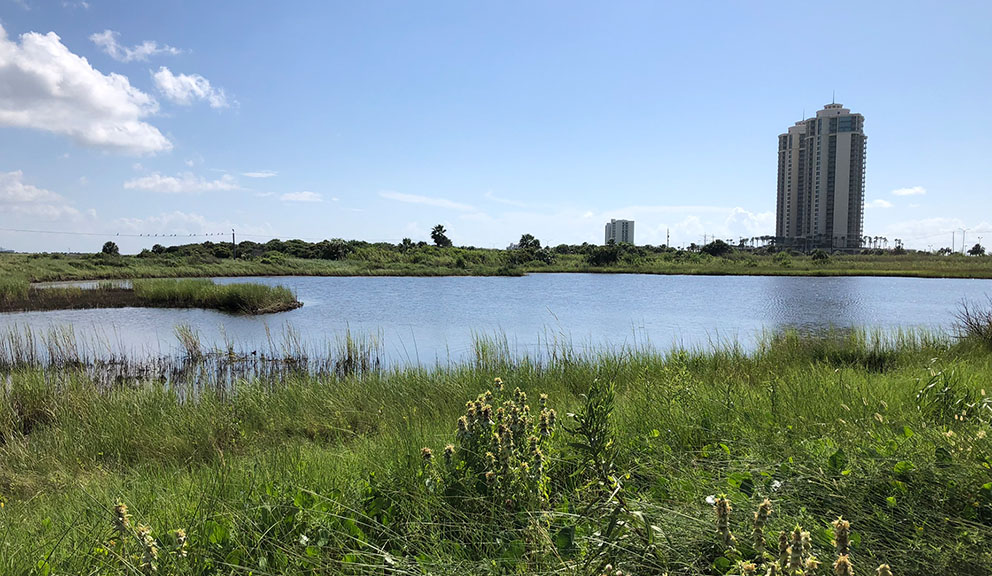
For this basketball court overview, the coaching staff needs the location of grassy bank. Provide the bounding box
[1,327,991,575]
[3,245,992,282]
[0,279,301,314]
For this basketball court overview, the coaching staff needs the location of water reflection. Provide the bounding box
[762,276,868,331]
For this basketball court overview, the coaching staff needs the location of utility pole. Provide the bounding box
[952,231,955,253]
[232,228,236,259]
[666,228,670,247]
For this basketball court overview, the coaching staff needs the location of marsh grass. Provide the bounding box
[956,297,992,350]
[1,327,990,574]
[132,278,300,313]
[0,276,29,304]
[4,249,992,285]
[0,278,300,314]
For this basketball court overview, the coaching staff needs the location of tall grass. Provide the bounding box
[132,278,300,313]
[956,296,992,349]
[0,276,29,304]
[0,328,990,574]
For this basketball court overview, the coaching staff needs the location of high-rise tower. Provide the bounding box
[604,219,634,245]
[776,103,866,251]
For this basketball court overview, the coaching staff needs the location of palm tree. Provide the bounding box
[431,224,452,247]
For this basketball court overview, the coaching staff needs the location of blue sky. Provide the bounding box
[1,0,990,253]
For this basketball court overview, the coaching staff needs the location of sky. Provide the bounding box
[1,0,990,254]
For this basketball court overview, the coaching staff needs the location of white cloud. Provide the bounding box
[0,170,62,203]
[484,190,529,208]
[123,172,239,194]
[417,203,777,249]
[602,204,733,219]
[867,199,893,208]
[152,67,228,108]
[379,191,475,212]
[593,204,775,246]
[882,217,992,250]
[722,207,775,237]
[242,170,277,179]
[89,30,179,62]
[280,191,323,202]
[0,170,81,220]
[891,186,926,196]
[0,24,171,154]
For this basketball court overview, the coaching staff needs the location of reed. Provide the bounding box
[956,296,992,349]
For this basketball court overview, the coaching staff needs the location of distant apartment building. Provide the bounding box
[776,103,866,251]
[604,219,634,245]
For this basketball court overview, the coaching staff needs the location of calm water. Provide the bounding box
[3,274,991,364]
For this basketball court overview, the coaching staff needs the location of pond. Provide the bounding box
[2,274,990,364]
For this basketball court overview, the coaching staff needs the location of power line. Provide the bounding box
[0,226,235,238]
[0,225,403,244]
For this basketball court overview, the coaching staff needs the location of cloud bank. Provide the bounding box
[0,170,80,220]
[0,25,171,154]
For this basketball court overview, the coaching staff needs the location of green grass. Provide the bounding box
[0,276,29,304]
[3,247,992,283]
[132,278,300,313]
[0,279,300,314]
[1,327,991,574]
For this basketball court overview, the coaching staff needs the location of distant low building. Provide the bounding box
[604,219,634,245]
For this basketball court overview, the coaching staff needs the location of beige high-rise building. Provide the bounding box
[604,219,634,245]
[776,103,866,251]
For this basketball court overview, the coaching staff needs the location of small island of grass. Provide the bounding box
[0,277,301,314]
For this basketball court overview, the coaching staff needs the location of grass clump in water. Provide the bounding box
[132,278,301,313]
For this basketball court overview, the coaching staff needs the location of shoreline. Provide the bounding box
[4,250,992,285]
[15,266,992,282]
